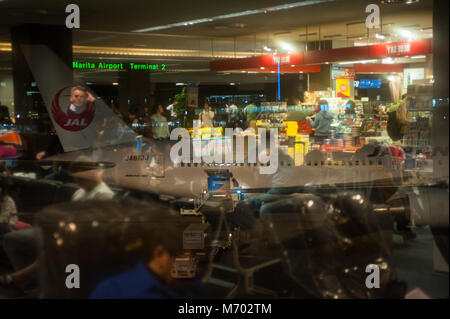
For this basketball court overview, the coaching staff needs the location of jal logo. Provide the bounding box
[52,86,95,131]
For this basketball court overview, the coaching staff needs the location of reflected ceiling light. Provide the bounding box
[260,67,265,70]
[387,75,395,82]
[339,59,377,65]
[280,42,293,51]
[112,82,119,85]
[398,29,413,39]
[263,46,272,52]
[375,33,385,40]
[133,0,335,32]
[411,55,426,59]
[382,57,394,64]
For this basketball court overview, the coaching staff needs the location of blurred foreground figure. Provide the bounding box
[36,199,206,299]
[0,159,114,293]
[255,193,406,298]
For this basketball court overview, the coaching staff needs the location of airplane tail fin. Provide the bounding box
[21,44,137,152]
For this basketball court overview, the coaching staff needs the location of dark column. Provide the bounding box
[308,64,331,92]
[432,0,449,179]
[118,71,151,115]
[280,74,306,104]
[431,0,449,272]
[11,24,72,159]
[11,24,72,115]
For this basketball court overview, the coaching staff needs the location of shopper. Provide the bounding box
[306,100,334,144]
[151,105,170,140]
[345,100,357,116]
[199,102,214,127]
[387,94,409,141]
[243,102,259,131]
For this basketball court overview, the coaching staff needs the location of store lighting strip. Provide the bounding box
[73,45,254,58]
[0,43,253,59]
[133,0,335,33]
[0,42,11,52]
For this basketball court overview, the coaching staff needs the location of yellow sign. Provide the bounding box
[336,78,350,98]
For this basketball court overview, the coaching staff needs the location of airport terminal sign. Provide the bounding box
[72,61,167,71]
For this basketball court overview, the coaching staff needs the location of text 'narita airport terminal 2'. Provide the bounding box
[72,61,166,71]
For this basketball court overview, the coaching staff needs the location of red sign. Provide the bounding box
[369,39,432,58]
[210,39,432,72]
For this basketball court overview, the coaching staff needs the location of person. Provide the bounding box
[397,94,409,136]
[226,103,238,123]
[0,158,114,290]
[199,102,214,127]
[345,100,357,115]
[166,101,177,121]
[125,109,139,129]
[0,180,18,235]
[51,85,96,131]
[306,100,334,144]
[89,202,207,299]
[387,94,409,142]
[243,102,259,131]
[151,105,170,140]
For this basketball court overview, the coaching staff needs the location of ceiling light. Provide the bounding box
[382,57,394,64]
[263,46,272,52]
[229,83,236,85]
[387,75,395,82]
[411,55,426,59]
[112,82,119,86]
[134,0,333,33]
[260,67,265,70]
[375,33,385,40]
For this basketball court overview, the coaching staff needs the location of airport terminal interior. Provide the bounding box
[0,0,448,299]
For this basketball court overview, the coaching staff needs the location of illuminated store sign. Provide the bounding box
[72,61,167,71]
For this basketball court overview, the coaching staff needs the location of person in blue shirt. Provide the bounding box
[306,100,334,144]
[90,208,207,299]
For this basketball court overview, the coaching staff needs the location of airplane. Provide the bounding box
[3,43,445,233]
